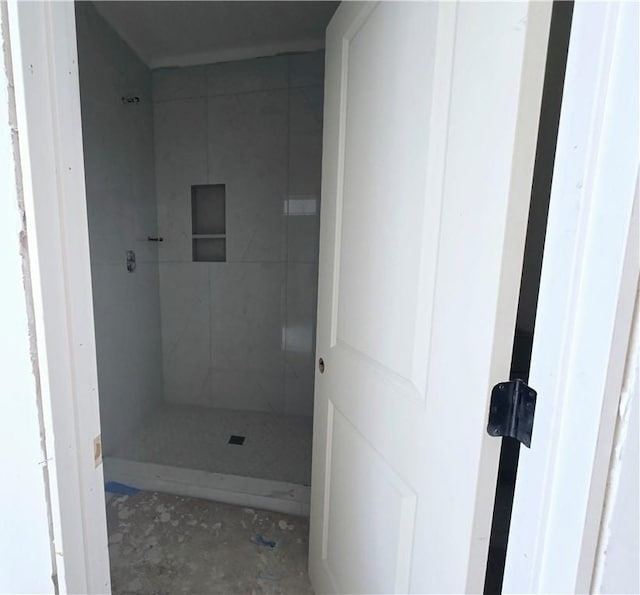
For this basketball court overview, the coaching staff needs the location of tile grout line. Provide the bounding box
[205,77,214,407]
[152,82,323,105]
[283,56,292,414]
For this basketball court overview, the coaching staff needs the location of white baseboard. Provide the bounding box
[103,457,311,516]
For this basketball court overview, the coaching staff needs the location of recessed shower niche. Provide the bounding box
[76,0,330,514]
[192,184,226,262]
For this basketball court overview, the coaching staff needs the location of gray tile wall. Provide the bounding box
[76,3,164,456]
[153,52,323,417]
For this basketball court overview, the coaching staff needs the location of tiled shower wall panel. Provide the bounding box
[76,3,163,456]
[153,53,323,417]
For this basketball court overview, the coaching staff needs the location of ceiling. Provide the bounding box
[93,1,340,69]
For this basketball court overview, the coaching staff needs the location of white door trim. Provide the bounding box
[6,2,110,593]
[504,2,639,592]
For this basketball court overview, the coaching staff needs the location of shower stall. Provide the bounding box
[76,2,325,514]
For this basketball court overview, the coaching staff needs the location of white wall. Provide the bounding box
[153,53,323,417]
[0,3,54,590]
[75,3,163,456]
[593,285,640,593]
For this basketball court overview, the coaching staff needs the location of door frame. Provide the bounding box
[505,2,639,593]
[6,1,635,593]
[6,2,110,593]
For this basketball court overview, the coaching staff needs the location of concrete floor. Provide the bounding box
[107,490,314,594]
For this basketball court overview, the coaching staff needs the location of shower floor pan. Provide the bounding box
[103,404,313,516]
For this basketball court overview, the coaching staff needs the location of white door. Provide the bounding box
[309,2,551,593]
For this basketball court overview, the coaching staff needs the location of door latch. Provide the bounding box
[487,379,537,448]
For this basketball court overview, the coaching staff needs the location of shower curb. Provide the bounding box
[103,457,311,516]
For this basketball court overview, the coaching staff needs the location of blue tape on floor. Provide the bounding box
[251,534,277,548]
[105,481,140,495]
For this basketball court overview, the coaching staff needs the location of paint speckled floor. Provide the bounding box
[107,490,314,595]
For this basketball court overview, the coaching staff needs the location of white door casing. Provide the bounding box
[309,2,551,594]
[504,2,640,592]
[7,2,110,592]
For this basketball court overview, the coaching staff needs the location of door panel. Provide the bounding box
[324,404,416,594]
[335,2,438,387]
[310,2,551,593]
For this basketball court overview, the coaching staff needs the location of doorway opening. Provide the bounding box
[75,1,337,589]
[73,0,567,590]
[484,2,574,593]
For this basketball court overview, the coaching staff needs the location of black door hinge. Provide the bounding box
[487,379,537,448]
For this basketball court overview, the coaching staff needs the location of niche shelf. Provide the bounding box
[192,184,226,262]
